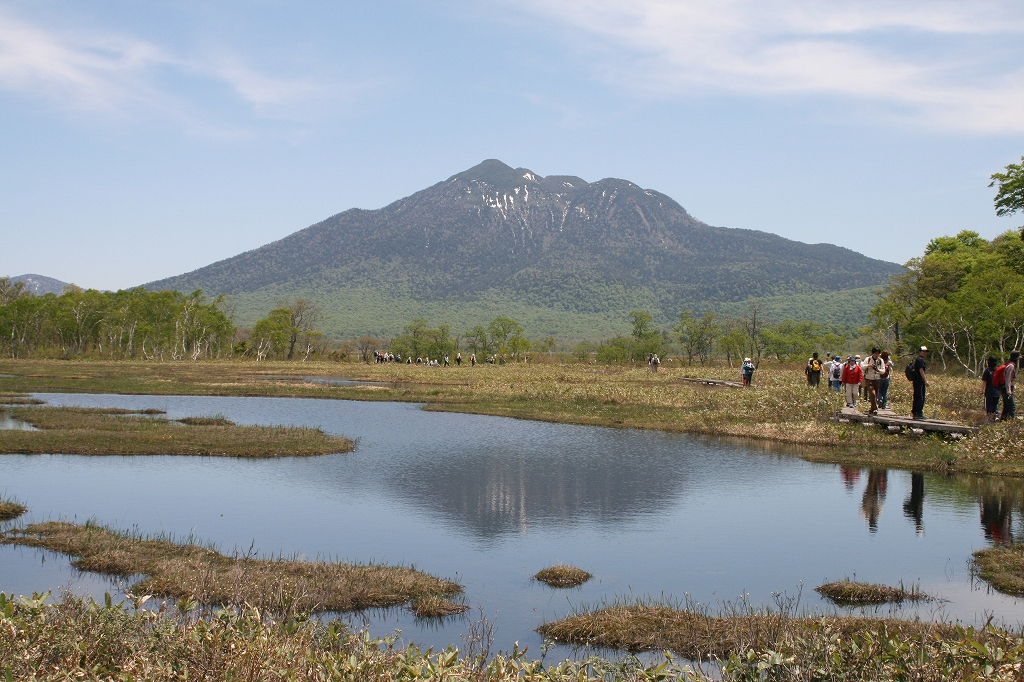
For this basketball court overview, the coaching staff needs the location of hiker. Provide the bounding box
[861,347,884,415]
[909,346,928,420]
[651,354,661,373]
[443,355,450,367]
[841,356,863,408]
[741,357,756,386]
[855,355,865,399]
[470,353,476,366]
[1000,350,1020,421]
[878,350,893,409]
[456,352,462,366]
[806,352,822,388]
[982,356,1001,421]
[828,355,843,392]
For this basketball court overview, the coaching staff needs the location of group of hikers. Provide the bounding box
[373,350,479,366]
[804,347,1019,421]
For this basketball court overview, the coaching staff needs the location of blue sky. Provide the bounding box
[2,0,1023,290]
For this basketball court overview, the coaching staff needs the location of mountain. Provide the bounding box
[145,160,902,338]
[11,274,71,296]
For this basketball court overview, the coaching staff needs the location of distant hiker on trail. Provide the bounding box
[841,356,863,408]
[456,352,462,366]
[443,355,450,367]
[878,350,893,409]
[982,356,1001,421]
[908,346,928,420]
[649,354,661,373]
[741,358,756,386]
[828,355,843,392]
[999,350,1019,421]
[470,353,476,367]
[806,352,822,388]
[861,348,884,415]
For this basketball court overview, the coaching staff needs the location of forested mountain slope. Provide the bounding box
[146,160,901,337]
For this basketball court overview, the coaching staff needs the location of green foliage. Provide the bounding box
[990,156,1024,219]
[870,230,1024,374]
[390,319,457,361]
[0,283,234,359]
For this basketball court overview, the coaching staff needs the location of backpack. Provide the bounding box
[904,359,917,382]
[993,364,1008,388]
[811,359,821,372]
[830,363,842,381]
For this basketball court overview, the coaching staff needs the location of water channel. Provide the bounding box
[2,392,1024,655]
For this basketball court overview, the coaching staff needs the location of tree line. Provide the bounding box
[0,281,233,360]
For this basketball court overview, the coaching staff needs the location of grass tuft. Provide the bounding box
[0,495,27,521]
[177,415,235,426]
[814,580,931,606]
[971,544,1024,596]
[408,594,470,618]
[534,564,592,588]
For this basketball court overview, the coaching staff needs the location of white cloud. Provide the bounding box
[0,9,372,131]
[511,0,1024,133]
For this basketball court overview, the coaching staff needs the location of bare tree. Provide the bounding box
[356,336,381,363]
[741,299,769,365]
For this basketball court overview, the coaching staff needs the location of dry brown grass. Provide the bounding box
[1,406,351,457]
[408,594,469,617]
[537,602,954,659]
[176,415,234,426]
[534,565,592,588]
[1,521,462,616]
[0,496,26,521]
[1,358,1017,473]
[814,580,931,606]
[971,545,1024,596]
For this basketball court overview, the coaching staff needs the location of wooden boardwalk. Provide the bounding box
[834,407,978,435]
[679,377,746,389]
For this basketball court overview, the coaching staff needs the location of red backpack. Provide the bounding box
[993,364,1009,388]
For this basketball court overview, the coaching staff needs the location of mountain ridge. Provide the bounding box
[145,159,901,337]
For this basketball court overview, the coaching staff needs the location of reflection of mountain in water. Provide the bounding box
[385,435,694,538]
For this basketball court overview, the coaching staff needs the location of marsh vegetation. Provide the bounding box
[0,496,26,521]
[0,406,352,457]
[971,545,1024,596]
[1,521,464,617]
[534,565,592,588]
[814,580,931,606]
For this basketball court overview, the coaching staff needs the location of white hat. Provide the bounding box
[919,346,928,351]
[744,357,752,362]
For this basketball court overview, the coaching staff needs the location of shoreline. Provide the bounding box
[1,359,1018,476]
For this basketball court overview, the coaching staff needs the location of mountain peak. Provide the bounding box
[449,159,543,189]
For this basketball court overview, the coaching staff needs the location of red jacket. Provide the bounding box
[842,363,863,384]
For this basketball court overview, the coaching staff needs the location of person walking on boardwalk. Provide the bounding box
[1001,350,1019,421]
[982,356,1001,421]
[806,352,822,388]
[841,356,863,408]
[741,357,756,386]
[878,350,893,409]
[909,346,928,420]
[862,348,884,415]
[828,355,843,392]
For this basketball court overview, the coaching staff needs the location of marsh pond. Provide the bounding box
[3,392,1024,654]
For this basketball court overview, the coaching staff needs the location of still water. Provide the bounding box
[2,392,1024,654]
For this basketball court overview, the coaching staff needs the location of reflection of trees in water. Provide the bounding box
[841,467,1024,542]
[386,442,691,538]
[860,470,888,532]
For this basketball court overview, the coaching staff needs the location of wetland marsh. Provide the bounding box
[4,391,1024,657]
